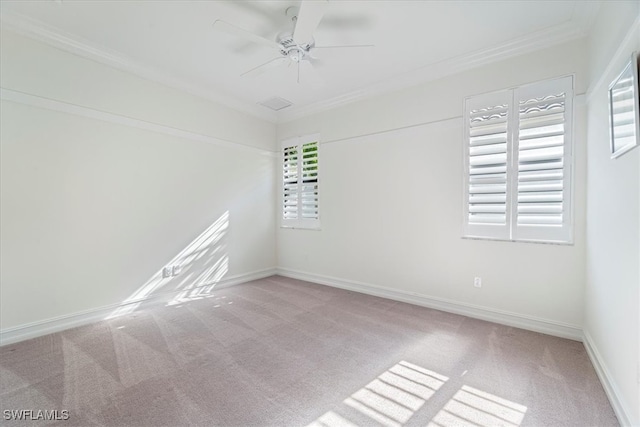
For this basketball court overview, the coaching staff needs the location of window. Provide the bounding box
[463,76,573,243]
[282,134,320,229]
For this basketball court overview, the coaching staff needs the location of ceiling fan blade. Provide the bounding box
[314,44,375,49]
[299,61,325,87]
[293,0,329,45]
[213,20,280,50]
[308,56,324,69]
[241,57,288,77]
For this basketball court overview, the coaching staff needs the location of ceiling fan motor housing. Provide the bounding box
[277,33,314,63]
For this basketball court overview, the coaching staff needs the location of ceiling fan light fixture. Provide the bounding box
[286,46,306,63]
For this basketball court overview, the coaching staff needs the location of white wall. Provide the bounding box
[584,2,640,425]
[277,39,588,337]
[0,30,278,335]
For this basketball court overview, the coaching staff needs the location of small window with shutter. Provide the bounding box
[281,134,320,229]
[463,76,573,243]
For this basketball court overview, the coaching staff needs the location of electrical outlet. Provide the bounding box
[172,265,181,276]
[162,267,172,278]
[474,277,482,288]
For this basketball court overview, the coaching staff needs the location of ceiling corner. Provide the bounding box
[571,1,603,37]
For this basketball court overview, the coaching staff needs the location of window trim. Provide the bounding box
[462,75,575,244]
[280,133,321,230]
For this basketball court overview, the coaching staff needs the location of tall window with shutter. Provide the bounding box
[463,76,573,243]
[281,134,320,229]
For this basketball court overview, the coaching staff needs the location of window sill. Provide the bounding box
[280,225,322,231]
[461,235,573,246]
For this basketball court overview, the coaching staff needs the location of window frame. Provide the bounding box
[462,76,574,245]
[280,133,321,230]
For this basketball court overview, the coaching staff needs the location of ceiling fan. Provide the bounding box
[213,0,373,83]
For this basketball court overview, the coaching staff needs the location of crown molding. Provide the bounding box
[278,20,588,123]
[586,15,640,103]
[1,8,596,126]
[571,0,602,36]
[0,11,278,124]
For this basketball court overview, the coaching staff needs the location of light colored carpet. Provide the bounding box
[0,275,617,426]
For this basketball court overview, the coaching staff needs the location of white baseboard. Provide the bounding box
[0,268,276,346]
[276,267,583,341]
[583,330,634,426]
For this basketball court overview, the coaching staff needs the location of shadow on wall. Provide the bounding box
[106,211,230,319]
[310,360,527,427]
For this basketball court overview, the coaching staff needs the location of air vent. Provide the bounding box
[258,96,293,111]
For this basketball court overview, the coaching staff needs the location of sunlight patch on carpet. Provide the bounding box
[308,360,448,427]
[427,385,527,427]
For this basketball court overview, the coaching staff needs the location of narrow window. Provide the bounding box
[281,134,320,229]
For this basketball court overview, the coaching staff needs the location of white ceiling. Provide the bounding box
[0,1,599,122]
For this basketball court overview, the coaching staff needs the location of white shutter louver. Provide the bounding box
[516,93,566,226]
[609,56,640,158]
[464,92,511,240]
[610,80,636,148]
[300,142,319,220]
[468,103,509,225]
[281,135,321,229]
[513,77,572,242]
[283,145,299,220]
[463,76,573,243]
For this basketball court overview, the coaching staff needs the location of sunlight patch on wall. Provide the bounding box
[167,253,229,306]
[106,211,229,319]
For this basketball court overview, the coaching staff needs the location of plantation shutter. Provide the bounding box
[283,145,299,220]
[513,77,572,242]
[609,60,639,157]
[281,134,320,229]
[463,91,511,240]
[463,76,573,243]
[300,142,319,220]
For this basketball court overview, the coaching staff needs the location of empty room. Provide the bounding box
[0,1,638,426]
